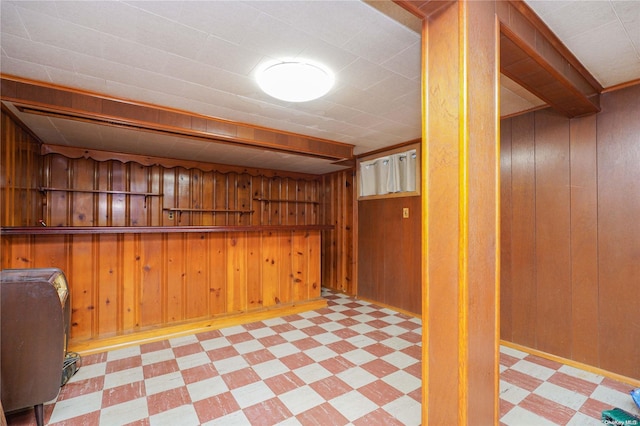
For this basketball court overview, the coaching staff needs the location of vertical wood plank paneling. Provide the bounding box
[321,170,354,296]
[0,110,42,227]
[320,175,335,291]
[237,173,251,226]
[262,231,280,306]
[214,172,228,226]
[2,230,324,344]
[149,166,162,227]
[383,201,402,308]
[48,155,71,227]
[185,233,209,319]
[569,115,599,366]
[166,234,184,322]
[110,161,127,226]
[596,86,640,378]
[534,110,572,358]
[202,171,215,226]
[71,160,95,226]
[97,234,119,335]
[2,109,329,350]
[96,162,110,226]
[121,234,137,332]
[251,176,262,226]
[162,168,176,226]
[139,234,164,327]
[308,231,321,299]
[68,235,94,341]
[279,232,293,304]
[291,230,307,302]
[499,118,513,340]
[190,169,204,225]
[509,113,537,348]
[209,233,227,315]
[246,232,262,310]
[129,163,148,226]
[227,233,247,313]
[177,168,191,225]
[501,85,640,380]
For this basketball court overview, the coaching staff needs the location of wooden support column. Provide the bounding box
[421,1,499,424]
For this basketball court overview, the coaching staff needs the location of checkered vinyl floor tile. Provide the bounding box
[4,289,638,425]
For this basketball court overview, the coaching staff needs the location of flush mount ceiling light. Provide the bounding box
[256,59,334,102]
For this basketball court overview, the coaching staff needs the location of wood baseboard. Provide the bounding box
[70,298,327,356]
[501,340,640,387]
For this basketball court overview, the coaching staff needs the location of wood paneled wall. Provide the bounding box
[358,195,421,314]
[500,84,640,380]
[2,229,322,345]
[0,108,42,226]
[38,152,320,228]
[320,170,355,295]
[1,109,334,350]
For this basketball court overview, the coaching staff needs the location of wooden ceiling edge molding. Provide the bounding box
[41,144,324,180]
[357,138,421,159]
[507,0,603,93]
[393,0,455,20]
[0,75,354,161]
[500,104,550,120]
[601,78,640,94]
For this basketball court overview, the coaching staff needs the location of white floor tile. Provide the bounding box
[500,379,530,405]
[141,348,175,365]
[278,385,325,415]
[329,389,378,421]
[501,405,558,426]
[511,359,556,381]
[149,403,200,426]
[103,366,144,389]
[99,397,149,425]
[48,390,103,423]
[534,381,588,410]
[144,371,185,396]
[187,375,228,402]
[383,394,421,426]
[230,380,276,409]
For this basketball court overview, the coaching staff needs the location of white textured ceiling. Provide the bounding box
[1,1,639,174]
[526,0,640,89]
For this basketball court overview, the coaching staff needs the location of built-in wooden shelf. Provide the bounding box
[253,197,319,205]
[164,208,253,214]
[0,225,333,235]
[39,187,161,197]
[163,207,254,222]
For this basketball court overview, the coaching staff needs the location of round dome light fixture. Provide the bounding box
[256,59,334,102]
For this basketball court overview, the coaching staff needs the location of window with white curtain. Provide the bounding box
[357,144,420,199]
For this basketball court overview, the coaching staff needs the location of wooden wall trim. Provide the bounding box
[0,75,354,161]
[42,144,323,180]
[1,225,333,235]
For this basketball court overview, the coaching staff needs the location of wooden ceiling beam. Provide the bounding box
[497,1,601,117]
[394,0,602,118]
[0,75,354,161]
